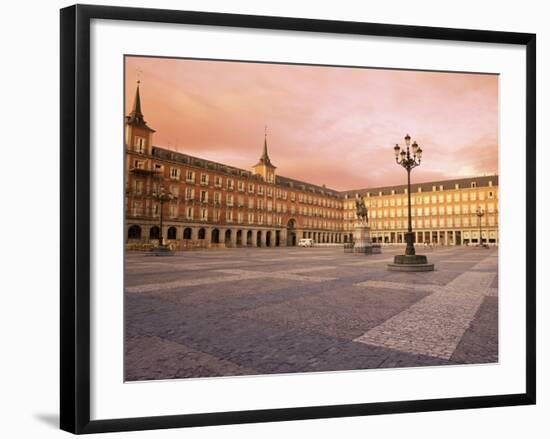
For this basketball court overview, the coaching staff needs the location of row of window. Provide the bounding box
[130,162,343,208]
[154,190,343,218]
[130,184,497,220]
[343,180,495,200]
[344,216,498,230]
[344,204,498,220]
[130,180,343,211]
[344,191,497,209]
[130,204,341,230]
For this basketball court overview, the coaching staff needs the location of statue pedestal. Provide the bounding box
[353,223,376,254]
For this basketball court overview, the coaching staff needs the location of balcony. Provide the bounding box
[129,167,157,177]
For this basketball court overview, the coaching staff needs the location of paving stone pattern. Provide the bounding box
[125,246,498,381]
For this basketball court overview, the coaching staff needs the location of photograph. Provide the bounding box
[0,0,542,436]
[123,55,500,382]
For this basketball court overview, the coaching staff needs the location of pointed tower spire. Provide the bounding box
[126,80,155,132]
[131,80,142,116]
[252,126,276,178]
[261,125,271,164]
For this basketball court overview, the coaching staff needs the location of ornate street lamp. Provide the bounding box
[388,134,434,272]
[151,183,175,254]
[476,206,485,247]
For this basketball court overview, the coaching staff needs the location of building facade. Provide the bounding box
[341,176,499,246]
[125,82,498,248]
[125,82,345,249]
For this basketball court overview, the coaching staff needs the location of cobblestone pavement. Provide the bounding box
[125,246,498,381]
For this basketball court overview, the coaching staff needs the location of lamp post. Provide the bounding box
[393,134,422,256]
[151,183,175,252]
[388,134,434,271]
[476,206,485,247]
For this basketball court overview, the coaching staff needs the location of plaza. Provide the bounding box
[125,245,498,381]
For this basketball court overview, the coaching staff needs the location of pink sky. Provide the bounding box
[125,56,498,191]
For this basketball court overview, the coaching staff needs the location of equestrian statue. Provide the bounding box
[355,195,369,224]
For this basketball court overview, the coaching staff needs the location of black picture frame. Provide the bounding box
[60,4,536,434]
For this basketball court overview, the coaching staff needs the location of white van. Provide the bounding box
[298,238,314,247]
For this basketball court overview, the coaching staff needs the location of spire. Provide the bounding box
[253,126,276,169]
[126,80,155,132]
[261,125,271,164]
[131,80,142,116]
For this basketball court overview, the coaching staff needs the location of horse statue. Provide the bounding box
[355,195,369,224]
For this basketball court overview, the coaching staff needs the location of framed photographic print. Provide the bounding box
[60,4,536,434]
